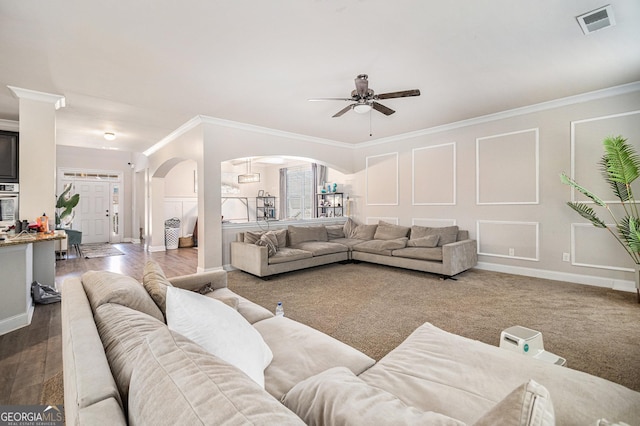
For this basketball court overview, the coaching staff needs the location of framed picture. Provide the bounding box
[258,190,264,197]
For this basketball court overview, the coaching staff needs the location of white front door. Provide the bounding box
[76,181,110,244]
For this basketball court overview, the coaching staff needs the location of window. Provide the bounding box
[285,166,314,219]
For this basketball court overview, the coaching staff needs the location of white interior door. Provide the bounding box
[76,181,110,244]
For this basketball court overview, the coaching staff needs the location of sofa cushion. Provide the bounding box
[288,225,328,246]
[392,246,443,261]
[374,221,410,240]
[352,224,378,240]
[474,380,555,426]
[82,270,165,322]
[94,303,166,405]
[142,260,173,319]
[353,238,408,255]
[290,241,348,256]
[128,327,305,426]
[268,247,313,265]
[254,316,375,400]
[166,286,273,388]
[283,367,465,426]
[326,224,346,239]
[407,234,440,248]
[329,238,368,250]
[410,225,459,246]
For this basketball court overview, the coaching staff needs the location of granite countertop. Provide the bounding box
[0,231,66,247]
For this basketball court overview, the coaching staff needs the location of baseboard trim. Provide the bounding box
[147,245,166,253]
[475,262,636,293]
[0,305,34,336]
[196,266,225,273]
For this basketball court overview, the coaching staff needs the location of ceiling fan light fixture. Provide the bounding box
[353,103,372,114]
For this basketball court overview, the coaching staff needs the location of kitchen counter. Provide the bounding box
[0,231,65,335]
[0,231,65,247]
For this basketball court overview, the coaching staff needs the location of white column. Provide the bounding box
[8,86,65,223]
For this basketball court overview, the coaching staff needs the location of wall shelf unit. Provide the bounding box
[317,192,344,218]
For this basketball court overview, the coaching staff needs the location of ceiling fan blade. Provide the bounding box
[332,104,354,118]
[376,89,421,100]
[372,102,395,116]
[308,98,354,102]
[354,74,369,98]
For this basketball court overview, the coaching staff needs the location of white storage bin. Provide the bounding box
[165,227,180,250]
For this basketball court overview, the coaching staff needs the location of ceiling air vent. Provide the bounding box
[577,5,616,34]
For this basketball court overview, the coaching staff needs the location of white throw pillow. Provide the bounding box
[165,286,273,388]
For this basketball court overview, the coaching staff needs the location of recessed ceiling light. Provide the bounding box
[104,132,116,141]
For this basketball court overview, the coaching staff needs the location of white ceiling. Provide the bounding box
[1,1,639,153]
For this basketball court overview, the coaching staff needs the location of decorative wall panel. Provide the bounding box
[476,128,538,205]
[477,220,539,261]
[571,223,635,271]
[412,143,456,205]
[571,111,640,203]
[412,218,457,227]
[366,152,398,205]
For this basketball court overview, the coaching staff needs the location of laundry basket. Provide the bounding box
[165,218,181,250]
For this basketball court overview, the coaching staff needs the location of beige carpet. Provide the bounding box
[227,263,640,392]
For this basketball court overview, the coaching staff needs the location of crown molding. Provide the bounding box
[7,86,66,110]
[357,81,640,149]
[144,114,352,157]
[0,119,19,131]
[144,81,640,156]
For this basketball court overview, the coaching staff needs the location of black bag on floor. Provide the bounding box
[31,281,62,304]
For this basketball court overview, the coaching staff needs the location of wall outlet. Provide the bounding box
[562,252,570,262]
[508,248,515,256]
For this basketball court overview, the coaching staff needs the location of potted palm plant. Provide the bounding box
[55,183,80,228]
[560,135,640,303]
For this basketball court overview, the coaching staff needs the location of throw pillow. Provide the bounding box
[352,224,378,240]
[410,225,459,246]
[166,286,273,388]
[243,230,264,244]
[473,379,555,426]
[374,221,410,240]
[407,234,440,248]
[128,327,304,426]
[273,228,288,247]
[256,231,278,256]
[343,218,358,238]
[326,224,345,239]
[142,260,173,317]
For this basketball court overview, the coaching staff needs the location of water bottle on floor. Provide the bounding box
[275,302,284,317]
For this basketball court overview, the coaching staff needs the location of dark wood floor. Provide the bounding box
[0,243,198,405]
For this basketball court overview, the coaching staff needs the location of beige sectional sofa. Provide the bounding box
[62,261,640,425]
[231,220,478,278]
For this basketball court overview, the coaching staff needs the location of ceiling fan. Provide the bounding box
[309,74,420,118]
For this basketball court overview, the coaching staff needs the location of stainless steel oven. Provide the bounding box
[0,183,19,230]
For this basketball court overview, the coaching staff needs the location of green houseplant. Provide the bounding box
[55,183,80,228]
[560,135,640,303]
